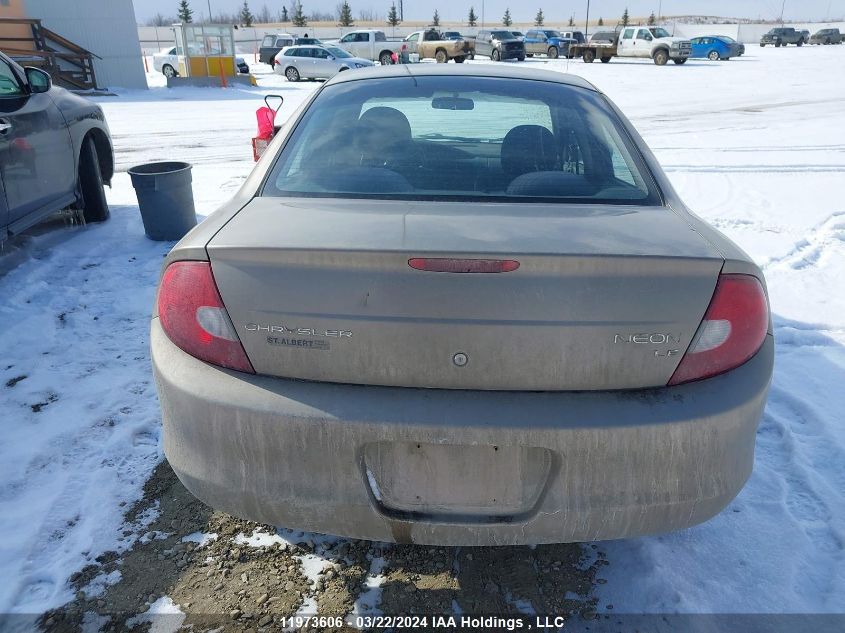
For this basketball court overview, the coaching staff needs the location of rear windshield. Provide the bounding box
[263,76,660,205]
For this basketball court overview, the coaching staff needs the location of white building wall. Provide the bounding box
[25,0,146,89]
[670,22,845,43]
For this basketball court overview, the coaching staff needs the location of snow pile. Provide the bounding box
[125,596,186,633]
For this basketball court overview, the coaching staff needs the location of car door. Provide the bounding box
[361,32,374,59]
[618,28,636,55]
[634,29,654,57]
[337,32,357,54]
[259,36,277,64]
[404,32,420,54]
[286,46,314,78]
[349,33,369,58]
[477,32,491,56]
[524,30,539,54]
[690,37,702,57]
[0,56,75,229]
[311,48,335,78]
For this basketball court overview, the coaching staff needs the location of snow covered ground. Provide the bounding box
[1,45,844,620]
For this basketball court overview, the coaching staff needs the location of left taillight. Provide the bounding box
[157,261,255,373]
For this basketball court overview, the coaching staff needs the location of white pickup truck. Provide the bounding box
[330,30,404,65]
[569,26,691,65]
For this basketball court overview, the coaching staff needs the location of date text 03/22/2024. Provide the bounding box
[281,615,570,630]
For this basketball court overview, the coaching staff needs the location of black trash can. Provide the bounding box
[128,161,197,241]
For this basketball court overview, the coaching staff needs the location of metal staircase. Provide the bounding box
[0,17,99,91]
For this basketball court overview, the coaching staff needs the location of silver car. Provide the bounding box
[273,44,373,82]
[152,65,773,546]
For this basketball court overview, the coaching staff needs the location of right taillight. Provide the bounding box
[158,261,254,374]
[668,274,769,386]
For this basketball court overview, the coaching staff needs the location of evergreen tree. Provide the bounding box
[177,0,193,23]
[432,9,440,26]
[502,8,512,27]
[534,8,544,26]
[648,11,656,25]
[597,16,604,26]
[339,1,354,26]
[240,1,254,26]
[292,1,307,26]
[621,7,629,26]
[281,6,289,21]
[387,3,400,26]
[468,7,477,27]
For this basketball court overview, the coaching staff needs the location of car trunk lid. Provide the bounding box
[207,198,724,390]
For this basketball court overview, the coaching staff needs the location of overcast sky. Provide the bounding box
[133,0,844,24]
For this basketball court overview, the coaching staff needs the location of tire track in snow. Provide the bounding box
[759,382,845,608]
[764,210,845,271]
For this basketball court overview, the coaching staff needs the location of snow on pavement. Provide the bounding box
[0,46,844,618]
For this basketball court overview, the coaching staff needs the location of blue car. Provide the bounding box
[690,36,741,60]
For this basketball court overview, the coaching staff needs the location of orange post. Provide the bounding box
[218,59,228,88]
[143,54,149,72]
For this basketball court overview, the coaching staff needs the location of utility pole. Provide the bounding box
[584,0,590,39]
[207,0,213,23]
[399,0,403,21]
[780,0,786,26]
[658,0,662,22]
[482,0,485,29]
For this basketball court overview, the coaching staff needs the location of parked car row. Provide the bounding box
[756,26,842,48]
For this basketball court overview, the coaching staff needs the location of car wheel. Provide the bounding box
[582,49,595,63]
[517,55,525,61]
[435,49,448,63]
[653,49,669,65]
[760,43,766,47]
[491,49,501,61]
[548,46,559,59]
[379,51,393,65]
[708,50,720,60]
[797,39,803,46]
[600,56,611,63]
[454,55,465,63]
[672,58,687,64]
[468,51,475,59]
[79,136,109,224]
[285,67,300,82]
[526,53,534,57]
[162,64,176,78]
[775,40,781,47]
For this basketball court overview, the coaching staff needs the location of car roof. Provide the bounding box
[326,64,599,92]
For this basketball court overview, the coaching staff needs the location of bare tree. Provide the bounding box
[256,4,273,23]
[148,12,174,26]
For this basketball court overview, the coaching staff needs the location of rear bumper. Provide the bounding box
[152,319,773,546]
